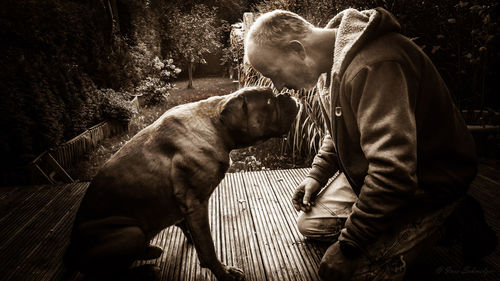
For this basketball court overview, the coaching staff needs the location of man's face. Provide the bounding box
[247,41,320,91]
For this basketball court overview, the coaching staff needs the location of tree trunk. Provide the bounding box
[188,62,194,89]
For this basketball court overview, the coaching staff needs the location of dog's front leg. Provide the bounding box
[171,159,244,281]
[184,200,244,281]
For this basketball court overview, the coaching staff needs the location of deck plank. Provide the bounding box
[231,172,267,281]
[242,171,299,281]
[266,169,327,280]
[0,183,86,281]
[0,165,498,281]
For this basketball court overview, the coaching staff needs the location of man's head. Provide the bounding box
[245,10,335,91]
[220,87,299,148]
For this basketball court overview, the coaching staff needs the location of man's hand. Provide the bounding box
[318,241,359,281]
[292,177,321,212]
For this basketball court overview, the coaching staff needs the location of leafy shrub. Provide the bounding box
[99,89,137,122]
[134,57,181,106]
[0,0,165,172]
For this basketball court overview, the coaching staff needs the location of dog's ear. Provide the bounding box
[220,95,247,133]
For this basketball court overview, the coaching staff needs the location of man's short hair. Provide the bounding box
[246,10,314,49]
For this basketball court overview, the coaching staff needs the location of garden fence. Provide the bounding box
[28,120,127,185]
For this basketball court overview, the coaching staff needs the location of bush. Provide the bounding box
[99,89,137,122]
[134,57,181,106]
[0,0,169,170]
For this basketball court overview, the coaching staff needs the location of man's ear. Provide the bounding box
[288,40,306,60]
[220,95,247,132]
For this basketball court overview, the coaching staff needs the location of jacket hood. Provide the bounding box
[325,8,401,77]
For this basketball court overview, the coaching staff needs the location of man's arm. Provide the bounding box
[307,135,339,187]
[338,60,419,249]
[292,135,339,212]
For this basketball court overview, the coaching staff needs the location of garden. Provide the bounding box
[1,0,498,185]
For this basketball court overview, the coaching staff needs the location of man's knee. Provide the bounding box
[297,212,345,240]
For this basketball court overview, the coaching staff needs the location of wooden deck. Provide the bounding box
[0,165,499,281]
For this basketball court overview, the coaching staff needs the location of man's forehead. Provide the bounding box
[247,44,279,75]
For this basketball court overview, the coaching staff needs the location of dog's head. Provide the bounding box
[220,86,299,148]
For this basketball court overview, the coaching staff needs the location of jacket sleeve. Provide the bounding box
[338,61,419,248]
[307,134,339,187]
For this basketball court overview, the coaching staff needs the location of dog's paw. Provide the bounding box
[138,245,164,260]
[219,265,245,281]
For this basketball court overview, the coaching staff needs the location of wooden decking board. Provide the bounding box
[271,168,319,278]
[262,169,319,281]
[260,171,307,281]
[20,195,74,281]
[175,229,191,281]
[246,170,287,281]
[282,169,328,264]
[473,176,500,202]
[237,171,274,281]
[220,177,236,271]
[0,185,65,276]
[236,172,276,281]
[0,185,27,201]
[0,184,51,239]
[162,228,183,281]
[31,185,86,281]
[470,176,500,272]
[157,227,173,280]
[230,172,267,281]
[223,174,256,281]
[2,183,81,280]
[3,183,85,281]
[267,169,326,280]
[243,171,294,281]
[246,171,300,281]
[469,176,500,269]
[478,163,500,183]
[0,166,499,281]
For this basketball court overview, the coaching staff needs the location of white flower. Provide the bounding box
[153,56,164,70]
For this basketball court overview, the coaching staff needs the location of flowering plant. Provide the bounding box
[135,56,181,106]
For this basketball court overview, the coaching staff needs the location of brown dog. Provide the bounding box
[65,87,299,281]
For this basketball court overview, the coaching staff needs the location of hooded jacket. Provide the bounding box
[306,8,477,248]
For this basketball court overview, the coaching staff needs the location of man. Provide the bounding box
[245,8,495,281]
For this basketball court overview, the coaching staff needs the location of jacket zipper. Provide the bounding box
[333,100,358,192]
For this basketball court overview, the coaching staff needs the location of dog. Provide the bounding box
[65,87,300,281]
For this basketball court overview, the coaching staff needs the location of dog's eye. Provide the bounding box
[267,98,272,105]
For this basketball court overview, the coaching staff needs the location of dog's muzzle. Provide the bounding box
[276,92,300,133]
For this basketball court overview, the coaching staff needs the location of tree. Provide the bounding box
[167,4,223,89]
[221,22,245,80]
